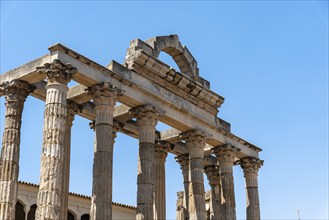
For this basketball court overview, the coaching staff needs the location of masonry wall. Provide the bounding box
[16,182,136,220]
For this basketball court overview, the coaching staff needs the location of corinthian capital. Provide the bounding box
[180,129,209,145]
[238,157,264,175]
[86,81,123,106]
[37,59,77,84]
[212,144,240,163]
[129,104,161,127]
[204,165,220,185]
[175,154,189,168]
[155,140,173,159]
[66,100,84,123]
[0,80,35,101]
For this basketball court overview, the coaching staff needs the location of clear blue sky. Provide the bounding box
[1,1,328,219]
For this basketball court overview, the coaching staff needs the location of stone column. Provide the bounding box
[204,165,221,220]
[181,130,207,220]
[176,191,186,220]
[153,140,171,220]
[212,144,239,220]
[0,80,34,220]
[239,157,263,220]
[130,104,160,220]
[36,59,77,220]
[175,154,189,219]
[87,82,122,220]
[60,101,83,220]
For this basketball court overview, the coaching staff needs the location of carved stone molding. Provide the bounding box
[112,120,124,141]
[175,154,189,169]
[180,129,208,144]
[204,165,220,186]
[37,59,77,84]
[238,157,263,174]
[86,81,123,107]
[66,100,83,124]
[155,140,173,159]
[212,144,240,164]
[1,80,35,102]
[180,129,209,159]
[113,120,124,133]
[129,104,162,127]
[239,157,263,171]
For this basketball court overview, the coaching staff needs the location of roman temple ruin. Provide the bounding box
[0,35,263,220]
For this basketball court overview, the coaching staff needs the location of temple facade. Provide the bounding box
[0,35,263,220]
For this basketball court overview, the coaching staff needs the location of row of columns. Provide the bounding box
[177,144,263,220]
[0,59,263,220]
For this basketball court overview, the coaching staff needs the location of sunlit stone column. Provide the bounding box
[175,153,189,218]
[130,104,160,220]
[239,157,263,220]
[153,140,171,220]
[87,82,122,220]
[0,80,34,220]
[35,59,77,220]
[181,130,207,220]
[204,165,221,220]
[213,144,239,220]
[60,101,83,220]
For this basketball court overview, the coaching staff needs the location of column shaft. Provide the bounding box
[213,144,239,220]
[88,82,121,220]
[204,165,221,220]
[181,130,207,220]
[130,104,159,220]
[60,102,82,220]
[153,141,170,220]
[239,157,263,220]
[36,59,77,220]
[175,154,189,218]
[176,192,186,220]
[0,80,33,220]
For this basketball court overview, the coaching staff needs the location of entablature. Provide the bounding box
[0,36,262,159]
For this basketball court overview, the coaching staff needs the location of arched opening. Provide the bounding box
[15,201,25,220]
[81,213,90,220]
[158,52,181,73]
[67,210,75,220]
[27,204,37,220]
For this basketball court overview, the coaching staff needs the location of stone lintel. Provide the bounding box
[0,44,262,159]
[125,49,224,111]
[2,78,259,158]
[0,54,51,85]
[51,54,258,156]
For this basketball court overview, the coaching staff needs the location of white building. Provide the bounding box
[15,181,136,220]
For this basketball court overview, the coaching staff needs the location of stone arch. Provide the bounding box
[27,204,37,220]
[126,35,199,80]
[81,213,90,220]
[15,200,26,220]
[67,209,77,220]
